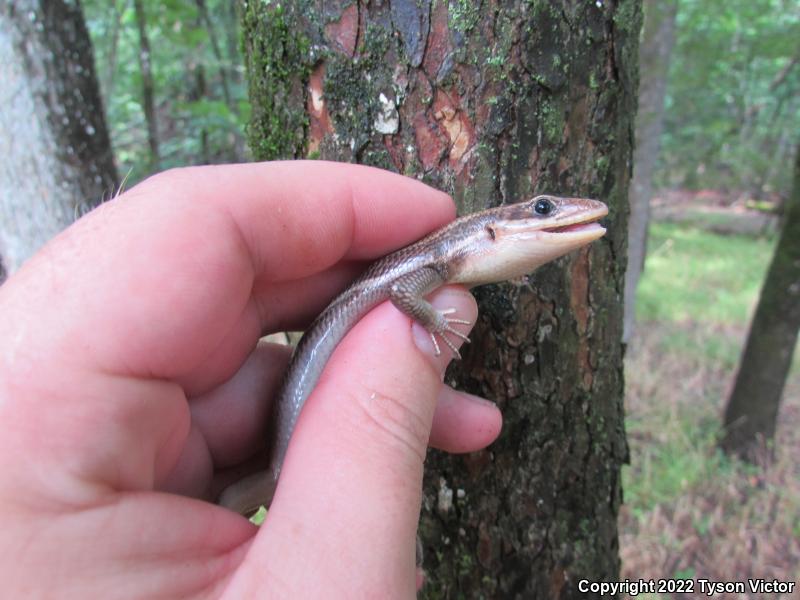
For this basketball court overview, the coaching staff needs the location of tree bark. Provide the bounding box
[132,0,159,169]
[0,0,118,274]
[623,0,677,343]
[241,1,639,597]
[721,145,800,461]
[194,0,234,111]
[102,0,126,101]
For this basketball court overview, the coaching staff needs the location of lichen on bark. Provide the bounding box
[322,23,397,167]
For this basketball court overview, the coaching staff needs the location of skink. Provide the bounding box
[219,195,608,514]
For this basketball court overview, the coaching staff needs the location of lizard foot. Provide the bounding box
[429,307,471,358]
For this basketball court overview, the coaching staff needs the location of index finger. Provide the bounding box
[2,161,454,381]
[131,161,455,281]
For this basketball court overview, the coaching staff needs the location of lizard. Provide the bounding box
[218,194,608,517]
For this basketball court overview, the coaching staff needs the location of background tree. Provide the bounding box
[721,144,800,460]
[82,0,249,183]
[240,1,639,596]
[0,0,117,274]
[132,0,160,170]
[623,0,678,342]
[658,0,799,196]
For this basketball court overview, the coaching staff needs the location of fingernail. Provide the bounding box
[410,288,475,371]
[461,392,497,408]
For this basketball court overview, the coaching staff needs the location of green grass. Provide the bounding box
[623,414,726,514]
[626,222,779,511]
[635,222,799,371]
[665,325,755,369]
[637,223,775,326]
[621,221,800,586]
[624,440,710,512]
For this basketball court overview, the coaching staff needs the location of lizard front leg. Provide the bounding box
[388,267,471,358]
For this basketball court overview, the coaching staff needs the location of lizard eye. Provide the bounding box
[534,198,554,216]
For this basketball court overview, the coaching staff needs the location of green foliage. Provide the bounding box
[82,0,249,184]
[79,0,798,198]
[249,505,267,525]
[659,0,800,196]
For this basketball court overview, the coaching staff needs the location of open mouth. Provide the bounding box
[543,220,606,234]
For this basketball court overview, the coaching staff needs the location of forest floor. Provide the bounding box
[619,221,800,599]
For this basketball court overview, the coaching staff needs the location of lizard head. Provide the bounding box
[451,195,609,285]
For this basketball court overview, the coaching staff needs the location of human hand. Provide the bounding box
[0,161,502,598]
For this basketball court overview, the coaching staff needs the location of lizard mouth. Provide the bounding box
[536,204,608,243]
[541,207,608,234]
[539,199,609,235]
[543,221,605,234]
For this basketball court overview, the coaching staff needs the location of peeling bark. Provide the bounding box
[241,1,639,596]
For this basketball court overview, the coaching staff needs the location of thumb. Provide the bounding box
[227,287,477,597]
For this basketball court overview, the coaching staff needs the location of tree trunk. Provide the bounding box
[102,0,126,101]
[191,63,211,164]
[241,1,639,597]
[0,0,118,274]
[194,0,233,111]
[721,145,800,461]
[623,0,678,343]
[132,0,160,169]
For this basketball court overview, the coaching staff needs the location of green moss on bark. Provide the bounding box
[241,0,312,160]
[448,0,481,35]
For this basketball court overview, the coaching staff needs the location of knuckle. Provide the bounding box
[352,383,430,464]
